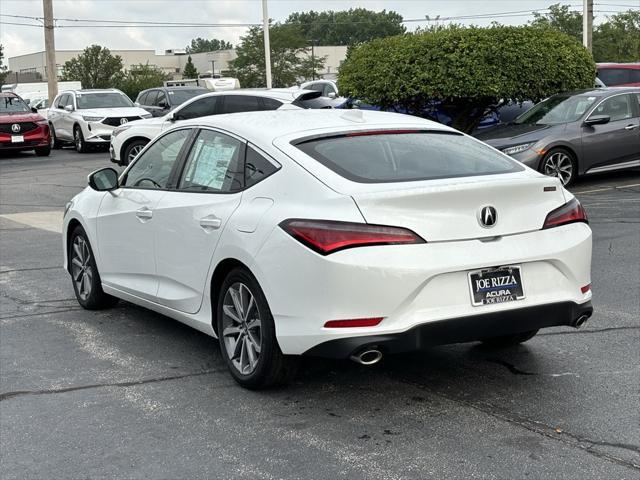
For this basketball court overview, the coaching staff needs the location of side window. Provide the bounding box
[592,95,634,122]
[306,83,323,93]
[156,92,168,108]
[175,96,218,120]
[322,84,335,96]
[178,129,244,193]
[221,95,261,114]
[56,94,68,108]
[261,98,283,110]
[146,91,158,107]
[122,129,191,189]
[137,91,149,105]
[245,146,278,188]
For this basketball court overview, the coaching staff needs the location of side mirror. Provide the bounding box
[88,167,119,191]
[64,104,74,112]
[134,102,141,107]
[584,114,610,126]
[328,92,336,99]
[158,101,169,109]
[168,111,177,122]
[31,107,38,113]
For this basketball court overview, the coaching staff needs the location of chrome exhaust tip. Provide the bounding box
[350,348,383,366]
[573,314,589,329]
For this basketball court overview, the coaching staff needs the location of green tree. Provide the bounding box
[186,37,233,54]
[60,45,123,88]
[229,24,325,88]
[531,3,582,41]
[285,8,405,45]
[339,26,595,133]
[183,55,199,78]
[115,63,170,100]
[593,10,640,62]
[0,44,8,85]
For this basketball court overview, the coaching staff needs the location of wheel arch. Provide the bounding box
[119,136,150,162]
[65,218,83,273]
[209,258,253,335]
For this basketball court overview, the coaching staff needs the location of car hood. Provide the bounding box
[0,112,45,123]
[474,123,563,148]
[76,107,150,118]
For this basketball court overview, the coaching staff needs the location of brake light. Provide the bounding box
[581,284,591,294]
[542,198,588,229]
[324,317,384,328]
[280,219,425,255]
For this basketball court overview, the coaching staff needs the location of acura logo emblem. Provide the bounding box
[11,123,20,133]
[120,118,128,125]
[479,206,497,228]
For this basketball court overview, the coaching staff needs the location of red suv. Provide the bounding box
[0,92,51,156]
[597,63,640,87]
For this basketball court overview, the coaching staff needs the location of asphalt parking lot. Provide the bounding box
[0,147,639,479]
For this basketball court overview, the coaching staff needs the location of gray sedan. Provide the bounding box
[475,88,640,185]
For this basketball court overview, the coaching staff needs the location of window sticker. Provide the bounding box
[189,139,238,190]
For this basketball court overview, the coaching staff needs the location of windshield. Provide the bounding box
[514,95,597,125]
[1,96,30,113]
[76,92,134,109]
[168,89,206,105]
[295,131,522,183]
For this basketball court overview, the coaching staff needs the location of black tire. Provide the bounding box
[49,124,62,149]
[482,329,539,347]
[216,267,297,389]
[74,125,88,153]
[122,139,148,166]
[539,148,577,186]
[35,146,51,157]
[69,226,118,310]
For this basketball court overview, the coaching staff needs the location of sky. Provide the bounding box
[1,0,638,59]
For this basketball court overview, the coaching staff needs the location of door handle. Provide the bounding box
[136,207,153,221]
[199,215,222,230]
[624,124,638,130]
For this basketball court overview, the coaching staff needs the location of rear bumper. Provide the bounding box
[304,300,593,358]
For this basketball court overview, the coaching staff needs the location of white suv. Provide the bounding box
[109,89,324,165]
[48,89,151,153]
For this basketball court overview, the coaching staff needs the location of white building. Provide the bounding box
[8,46,348,82]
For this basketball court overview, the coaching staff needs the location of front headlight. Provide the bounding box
[501,143,534,156]
[82,116,104,122]
[112,124,132,138]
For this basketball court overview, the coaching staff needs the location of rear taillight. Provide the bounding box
[280,219,425,255]
[542,198,588,229]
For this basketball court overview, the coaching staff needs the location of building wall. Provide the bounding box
[8,46,349,83]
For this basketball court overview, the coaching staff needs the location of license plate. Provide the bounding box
[11,135,24,143]
[468,265,525,306]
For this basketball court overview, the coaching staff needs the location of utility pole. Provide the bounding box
[43,0,58,103]
[583,0,593,52]
[262,0,272,88]
[211,60,215,77]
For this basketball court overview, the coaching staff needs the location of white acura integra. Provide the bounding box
[63,109,593,389]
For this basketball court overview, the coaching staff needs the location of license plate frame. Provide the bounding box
[11,135,24,143]
[468,265,525,307]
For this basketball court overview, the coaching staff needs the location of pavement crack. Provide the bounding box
[0,266,61,274]
[485,358,536,375]
[539,326,639,336]
[391,372,640,471]
[0,369,222,402]
[0,308,83,320]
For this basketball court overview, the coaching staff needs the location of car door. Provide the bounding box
[162,95,220,131]
[152,128,245,313]
[49,94,70,139]
[96,128,192,300]
[581,93,640,172]
[60,93,77,139]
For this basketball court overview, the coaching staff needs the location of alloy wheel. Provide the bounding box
[71,235,93,301]
[543,151,573,186]
[127,144,144,163]
[221,282,262,375]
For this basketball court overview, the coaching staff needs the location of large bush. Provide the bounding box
[339,26,595,132]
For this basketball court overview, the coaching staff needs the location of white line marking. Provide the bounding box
[574,183,640,195]
[0,211,63,234]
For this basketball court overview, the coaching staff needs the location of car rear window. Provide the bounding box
[294,131,523,183]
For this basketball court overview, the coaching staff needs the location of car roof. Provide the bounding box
[177,109,452,144]
[597,63,640,69]
[59,89,123,94]
[142,86,207,93]
[0,92,20,98]
[556,87,639,97]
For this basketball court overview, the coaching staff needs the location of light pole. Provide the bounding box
[308,39,318,80]
[43,0,58,103]
[262,0,272,88]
